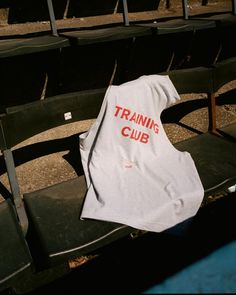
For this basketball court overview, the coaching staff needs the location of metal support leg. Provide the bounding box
[208,92,217,133]
[3,149,28,235]
[122,0,130,26]
[182,0,189,20]
[202,0,208,6]
[233,0,236,15]
[166,0,171,9]
[46,0,58,36]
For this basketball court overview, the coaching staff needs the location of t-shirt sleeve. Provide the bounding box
[164,75,181,108]
[149,75,181,111]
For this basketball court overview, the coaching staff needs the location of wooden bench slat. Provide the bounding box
[23,177,134,265]
[197,13,236,27]
[0,35,69,58]
[1,58,236,293]
[137,18,216,34]
[2,88,106,148]
[175,133,236,195]
[60,26,153,45]
[218,124,236,141]
[0,14,234,59]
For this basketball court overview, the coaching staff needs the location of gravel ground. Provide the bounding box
[0,1,235,201]
[0,1,235,293]
[0,0,235,197]
[0,0,232,36]
[0,83,235,198]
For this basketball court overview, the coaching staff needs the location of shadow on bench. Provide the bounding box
[0,64,236,294]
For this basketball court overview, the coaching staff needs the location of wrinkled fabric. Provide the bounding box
[79,75,204,232]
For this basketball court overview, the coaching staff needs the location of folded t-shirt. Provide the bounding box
[79,75,204,232]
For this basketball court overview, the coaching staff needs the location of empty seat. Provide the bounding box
[1,89,136,268]
[24,177,133,265]
[0,199,32,292]
[168,67,236,195]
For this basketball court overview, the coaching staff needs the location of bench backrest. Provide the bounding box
[0,2,235,293]
[213,57,236,92]
[0,61,235,292]
[1,60,235,233]
[0,66,216,150]
[1,88,106,149]
[0,88,106,232]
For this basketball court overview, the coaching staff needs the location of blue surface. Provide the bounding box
[144,240,236,293]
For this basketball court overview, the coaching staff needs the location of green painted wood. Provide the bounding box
[1,88,106,148]
[0,35,69,58]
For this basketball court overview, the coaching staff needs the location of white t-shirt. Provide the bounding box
[79,75,204,232]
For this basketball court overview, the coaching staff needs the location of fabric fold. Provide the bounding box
[79,74,204,233]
